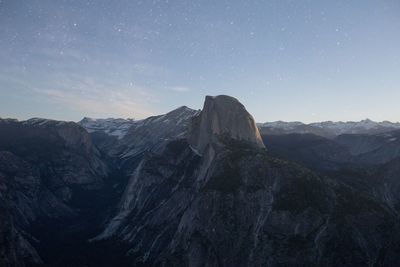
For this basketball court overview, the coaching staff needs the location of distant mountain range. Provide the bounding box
[79,115,400,140]
[258,119,400,138]
[1,96,400,266]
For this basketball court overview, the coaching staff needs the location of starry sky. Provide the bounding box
[0,0,399,123]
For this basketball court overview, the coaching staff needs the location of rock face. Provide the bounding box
[79,117,137,139]
[0,118,113,266]
[189,95,265,153]
[120,106,199,157]
[93,137,400,267]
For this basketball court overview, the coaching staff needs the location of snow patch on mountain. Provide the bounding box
[259,119,400,137]
[258,121,304,130]
[79,117,138,139]
[23,118,71,127]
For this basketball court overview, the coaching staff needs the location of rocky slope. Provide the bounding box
[262,133,354,171]
[120,106,199,158]
[79,117,137,139]
[0,118,112,266]
[93,138,400,266]
[336,130,400,165]
[263,130,400,171]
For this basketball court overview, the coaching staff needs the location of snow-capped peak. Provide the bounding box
[259,119,400,137]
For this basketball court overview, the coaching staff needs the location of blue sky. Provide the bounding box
[0,0,399,122]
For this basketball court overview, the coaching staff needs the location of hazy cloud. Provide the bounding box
[168,86,191,93]
[33,74,158,119]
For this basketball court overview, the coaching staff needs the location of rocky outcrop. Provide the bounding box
[0,156,43,267]
[189,95,265,153]
[0,119,113,266]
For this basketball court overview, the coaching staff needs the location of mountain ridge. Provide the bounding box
[5,114,400,139]
[259,119,400,138]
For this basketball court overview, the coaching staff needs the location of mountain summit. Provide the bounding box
[189,95,265,152]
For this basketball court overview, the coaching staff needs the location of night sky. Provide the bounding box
[1,0,399,122]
